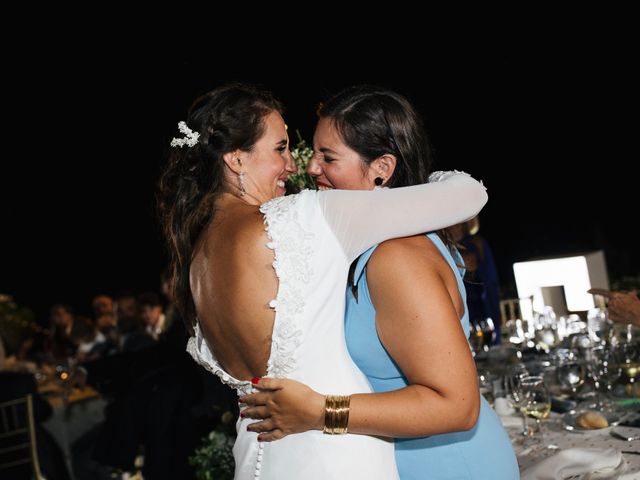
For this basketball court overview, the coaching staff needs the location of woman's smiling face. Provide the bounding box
[307,117,373,191]
[241,111,297,202]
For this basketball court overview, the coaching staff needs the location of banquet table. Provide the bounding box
[40,382,106,478]
[501,413,640,478]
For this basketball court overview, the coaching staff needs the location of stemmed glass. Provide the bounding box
[55,363,71,384]
[588,345,622,410]
[479,318,496,348]
[505,318,526,346]
[534,308,560,352]
[520,375,551,445]
[587,307,612,345]
[469,319,495,355]
[468,323,484,357]
[555,348,585,398]
[615,341,639,384]
[504,364,529,438]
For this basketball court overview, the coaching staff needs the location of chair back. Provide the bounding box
[500,298,522,323]
[0,394,45,479]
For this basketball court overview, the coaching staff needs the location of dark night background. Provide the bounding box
[2,27,637,323]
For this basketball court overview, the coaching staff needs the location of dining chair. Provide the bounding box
[0,394,45,479]
[500,298,522,324]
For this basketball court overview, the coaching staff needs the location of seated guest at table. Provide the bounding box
[139,292,167,341]
[92,294,119,349]
[121,316,155,353]
[115,292,138,322]
[49,304,81,362]
[92,295,115,319]
[114,292,154,352]
[70,317,114,363]
[0,331,44,371]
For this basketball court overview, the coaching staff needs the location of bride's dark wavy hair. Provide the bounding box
[319,85,453,248]
[157,83,283,334]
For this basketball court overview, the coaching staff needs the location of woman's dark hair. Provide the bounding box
[318,85,433,188]
[157,83,283,334]
[320,85,453,247]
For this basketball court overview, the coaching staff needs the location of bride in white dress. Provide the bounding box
[158,83,487,479]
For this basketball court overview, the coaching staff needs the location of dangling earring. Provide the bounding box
[238,171,246,197]
[237,158,246,197]
[374,177,384,190]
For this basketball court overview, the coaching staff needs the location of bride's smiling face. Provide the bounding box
[307,117,375,191]
[240,111,297,202]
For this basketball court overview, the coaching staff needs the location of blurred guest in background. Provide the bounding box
[92,294,119,348]
[49,304,80,362]
[589,288,640,326]
[115,292,138,325]
[114,292,153,352]
[138,292,166,341]
[92,295,115,325]
[70,316,112,363]
[448,215,501,343]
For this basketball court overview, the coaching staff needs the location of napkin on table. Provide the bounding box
[521,447,623,480]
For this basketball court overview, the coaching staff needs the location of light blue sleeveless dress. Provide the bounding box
[345,233,519,480]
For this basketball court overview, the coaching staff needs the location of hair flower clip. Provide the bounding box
[170,121,200,148]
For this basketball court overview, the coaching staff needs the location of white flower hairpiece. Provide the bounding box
[170,121,200,148]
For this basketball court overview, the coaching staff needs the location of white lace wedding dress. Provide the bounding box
[187,171,487,479]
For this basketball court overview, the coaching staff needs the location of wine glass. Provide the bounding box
[479,318,496,348]
[587,345,622,411]
[614,341,640,384]
[505,318,526,346]
[468,323,484,357]
[533,309,560,353]
[555,348,585,398]
[587,307,612,345]
[55,363,71,383]
[520,375,551,444]
[504,364,529,437]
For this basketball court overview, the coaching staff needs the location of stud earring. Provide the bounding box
[374,177,384,190]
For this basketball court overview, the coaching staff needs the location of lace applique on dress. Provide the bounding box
[430,170,485,191]
[186,322,252,396]
[429,170,470,182]
[260,193,314,378]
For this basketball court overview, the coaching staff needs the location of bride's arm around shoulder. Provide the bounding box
[316,170,489,262]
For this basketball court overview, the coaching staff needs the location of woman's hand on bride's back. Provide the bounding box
[239,377,325,442]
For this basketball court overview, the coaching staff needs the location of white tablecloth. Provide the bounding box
[43,396,106,479]
[501,413,640,479]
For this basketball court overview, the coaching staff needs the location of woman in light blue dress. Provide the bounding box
[240,85,518,479]
[344,234,517,479]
